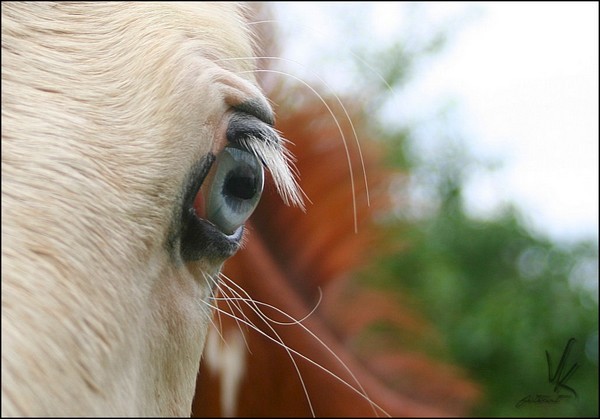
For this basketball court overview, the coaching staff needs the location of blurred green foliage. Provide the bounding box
[361,149,599,416]
[285,3,599,416]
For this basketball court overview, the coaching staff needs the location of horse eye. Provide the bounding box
[197,147,264,235]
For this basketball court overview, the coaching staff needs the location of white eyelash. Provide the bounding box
[238,129,306,211]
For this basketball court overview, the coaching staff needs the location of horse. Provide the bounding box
[1,2,301,415]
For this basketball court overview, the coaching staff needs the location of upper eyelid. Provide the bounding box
[226,111,280,150]
[232,99,275,126]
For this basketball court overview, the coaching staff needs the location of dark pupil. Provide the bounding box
[224,168,257,200]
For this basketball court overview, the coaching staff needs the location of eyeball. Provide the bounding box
[203,147,264,235]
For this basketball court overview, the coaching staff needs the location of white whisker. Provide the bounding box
[350,52,394,93]
[214,273,323,326]
[247,16,394,95]
[246,19,279,27]
[214,273,389,417]
[198,272,234,348]
[202,292,389,417]
[206,272,254,353]
[206,274,316,417]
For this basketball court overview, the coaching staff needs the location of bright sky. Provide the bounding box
[408,2,599,244]
[271,2,599,244]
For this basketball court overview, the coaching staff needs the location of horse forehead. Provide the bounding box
[115,2,256,67]
[3,2,256,72]
[2,1,261,152]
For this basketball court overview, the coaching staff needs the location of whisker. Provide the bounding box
[207,274,316,417]
[213,280,323,327]
[246,19,280,27]
[212,297,387,417]
[350,52,394,93]
[202,291,389,417]
[209,272,254,353]
[246,16,394,95]
[215,274,389,417]
[199,272,233,348]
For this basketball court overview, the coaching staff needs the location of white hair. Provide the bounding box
[1,2,300,415]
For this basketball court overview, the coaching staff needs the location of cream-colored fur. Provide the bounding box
[1,2,297,416]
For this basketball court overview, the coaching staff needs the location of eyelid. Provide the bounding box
[232,99,275,126]
[226,112,280,150]
[211,106,276,159]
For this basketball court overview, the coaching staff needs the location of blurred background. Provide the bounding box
[270,2,598,415]
[195,2,598,417]
[271,1,598,245]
